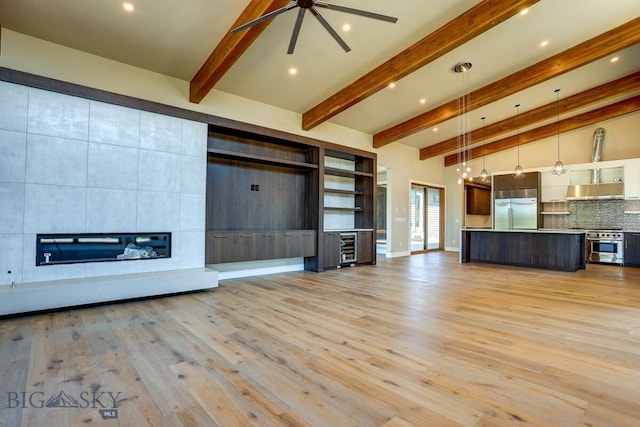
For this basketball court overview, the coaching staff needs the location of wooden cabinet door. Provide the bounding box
[357,231,374,264]
[256,232,279,260]
[624,233,640,267]
[323,232,341,268]
[280,231,303,258]
[206,233,235,264]
[467,187,491,215]
[234,233,256,262]
[301,231,317,257]
[493,172,539,192]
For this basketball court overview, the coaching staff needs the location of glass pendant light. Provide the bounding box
[551,88,567,175]
[454,61,472,184]
[479,116,489,181]
[512,103,525,179]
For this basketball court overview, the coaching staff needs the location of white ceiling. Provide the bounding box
[1,0,639,154]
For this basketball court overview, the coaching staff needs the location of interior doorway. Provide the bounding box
[376,167,389,255]
[410,184,444,253]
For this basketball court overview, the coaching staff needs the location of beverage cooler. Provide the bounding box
[340,232,357,264]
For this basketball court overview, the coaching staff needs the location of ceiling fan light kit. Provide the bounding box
[232,0,398,54]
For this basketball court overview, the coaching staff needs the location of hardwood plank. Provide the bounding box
[1,252,639,426]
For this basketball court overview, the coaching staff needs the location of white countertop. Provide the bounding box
[324,229,375,232]
[462,228,586,234]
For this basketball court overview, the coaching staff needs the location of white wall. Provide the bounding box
[0,80,207,286]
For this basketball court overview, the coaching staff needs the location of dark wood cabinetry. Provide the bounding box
[461,230,586,272]
[205,119,375,271]
[466,186,491,215]
[206,230,317,264]
[323,232,341,268]
[624,232,640,267]
[493,172,540,192]
[357,231,374,264]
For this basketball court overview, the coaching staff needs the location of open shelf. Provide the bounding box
[324,166,373,178]
[207,148,318,170]
[324,207,364,212]
[324,188,364,195]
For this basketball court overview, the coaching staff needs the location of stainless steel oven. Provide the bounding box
[586,230,624,265]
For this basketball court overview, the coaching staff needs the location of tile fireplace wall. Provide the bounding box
[0,81,207,286]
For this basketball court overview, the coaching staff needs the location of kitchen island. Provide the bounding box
[460,229,586,272]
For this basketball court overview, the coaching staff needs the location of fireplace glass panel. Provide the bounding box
[36,232,171,266]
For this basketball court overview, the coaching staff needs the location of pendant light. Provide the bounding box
[479,116,489,181]
[551,88,567,175]
[454,61,472,184]
[512,103,525,179]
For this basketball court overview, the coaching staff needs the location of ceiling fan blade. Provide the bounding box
[310,7,351,52]
[314,1,398,23]
[288,8,307,54]
[232,2,298,33]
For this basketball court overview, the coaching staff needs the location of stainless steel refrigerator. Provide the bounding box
[494,197,538,230]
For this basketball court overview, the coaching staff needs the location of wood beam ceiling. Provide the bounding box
[420,71,640,160]
[443,95,640,167]
[300,0,540,131]
[189,0,291,104]
[374,16,640,148]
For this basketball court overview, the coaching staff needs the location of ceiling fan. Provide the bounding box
[232,0,398,54]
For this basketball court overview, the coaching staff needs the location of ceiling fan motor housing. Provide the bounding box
[298,0,314,8]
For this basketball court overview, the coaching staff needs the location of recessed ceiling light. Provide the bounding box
[388,82,396,89]
[342,23,351,32]
[539,40,549,47]
[123,2,134,12]
[419,98,426,104]
[610,56,620,63]
[520,8,529,16]
[288,67,298,76]
[432,127,439,132]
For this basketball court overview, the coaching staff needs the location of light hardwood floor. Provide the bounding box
[1,252,639,426]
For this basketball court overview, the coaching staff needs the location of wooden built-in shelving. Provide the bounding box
[205,120,376,271]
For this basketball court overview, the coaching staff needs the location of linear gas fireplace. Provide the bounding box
[36,232,171,266]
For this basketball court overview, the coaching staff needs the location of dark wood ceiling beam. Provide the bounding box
[420,71,640,160]
[443,95,640,167]
[189,0,291,104]
[376,16,640,148]
[300,0,540,131]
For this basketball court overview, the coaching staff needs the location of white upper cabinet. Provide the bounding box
[624,160,640,200]
[541,171,570,203]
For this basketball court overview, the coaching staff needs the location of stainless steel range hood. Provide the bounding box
[566,182,624,200]
[565,128,624,200]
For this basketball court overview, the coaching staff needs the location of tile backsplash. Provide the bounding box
[543,199,640,230]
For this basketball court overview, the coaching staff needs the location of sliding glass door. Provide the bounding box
[410,184,444,253]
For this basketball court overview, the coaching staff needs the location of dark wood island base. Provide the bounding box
[461,229,587,272]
